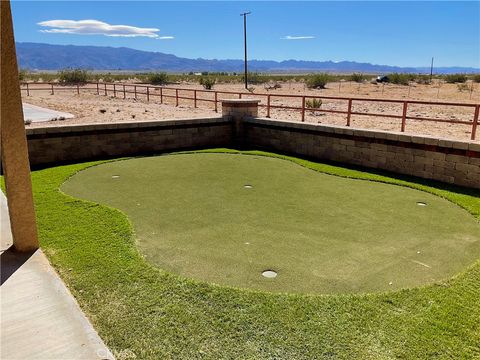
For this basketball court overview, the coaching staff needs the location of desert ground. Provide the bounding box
[21,80,479,141]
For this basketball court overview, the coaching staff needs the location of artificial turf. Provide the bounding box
[61,153,480,294]
[5,149,480,358]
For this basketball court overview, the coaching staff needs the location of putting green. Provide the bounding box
[62,153,480,294]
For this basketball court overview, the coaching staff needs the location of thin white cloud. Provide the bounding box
[281,35,315,40]
[38,19,174,39]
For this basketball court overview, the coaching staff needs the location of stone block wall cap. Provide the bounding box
[221,99,261,104]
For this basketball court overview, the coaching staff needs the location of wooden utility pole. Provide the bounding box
[240,12,251,89]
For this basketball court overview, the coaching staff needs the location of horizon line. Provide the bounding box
[16,41,480,70]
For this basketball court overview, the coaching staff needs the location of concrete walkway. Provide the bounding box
[0,192,114,359]
[22,103,74,123]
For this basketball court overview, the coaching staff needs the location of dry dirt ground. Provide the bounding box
[22,81,480,142]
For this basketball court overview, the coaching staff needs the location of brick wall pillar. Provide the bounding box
[222,99,260,148]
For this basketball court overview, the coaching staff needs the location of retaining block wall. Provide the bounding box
[245,118,480,189]
[24,108,480,189]
[26,117,232,167]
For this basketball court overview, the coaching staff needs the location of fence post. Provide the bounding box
[134,85,137,99]
[239,93,242,99]
[77,83,80,95]
[26,83,30,96]
[267,95,271,118]
[146,86,150,102]
[346,99,353,126]
[194,90,197,108]
[104,83,107,96]
[96,82,99,95]
[113,84,116,97]
[401,101,408,132]
[471,105,479,141]
[51,83,54,95]
[214,92,218,112]
[123,84,126,99]
[301,96,306,122]
[175,89,179,107]
[160,87,163,104]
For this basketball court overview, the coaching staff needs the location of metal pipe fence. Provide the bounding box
[20,82,480,140]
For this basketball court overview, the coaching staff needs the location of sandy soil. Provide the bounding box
[22,81,479,142]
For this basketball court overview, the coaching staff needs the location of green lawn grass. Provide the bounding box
[5,149,480,358]
[61,153,480,295]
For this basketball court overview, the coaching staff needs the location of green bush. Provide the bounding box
[199,76,216,90]
[58,68,90,84]
[305,98,322,109]
[307,73,331,89]
[445,74,467,84]
[415,75,431,85]
[387,73,415,86]
[148,72,168,85]
[349,73,366,83]
[473,74,480,83]
[19,69,28,81]
[102,73,115,83]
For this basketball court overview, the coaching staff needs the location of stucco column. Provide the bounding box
[1,0,39,251]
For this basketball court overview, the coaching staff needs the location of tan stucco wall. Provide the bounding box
[1,0,39,251]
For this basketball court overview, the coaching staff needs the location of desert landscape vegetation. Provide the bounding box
[20,69,480,141]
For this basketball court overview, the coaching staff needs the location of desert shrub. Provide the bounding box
[387,73,415,85]
[23,70,56,82]
[92,72,135,83]
[19,69,28,81]
[264,81,282,90]
[242,72,266,85]
[22,72,56,83]
[349,73,366,83]
[58,68,89,84]
[457,83,470,92]
[305,98,323,116]
[472,74,480,83]
[199,76,216,90]
[307,73,331,89]
[148,72,168,85]
[102,73,115,83]
[415,75,431,84]
[445,74,467,83]
[305,98,322,109]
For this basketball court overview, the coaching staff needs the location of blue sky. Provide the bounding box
[11,1,480,67]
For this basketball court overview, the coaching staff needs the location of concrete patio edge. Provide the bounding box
[1,192,114,360]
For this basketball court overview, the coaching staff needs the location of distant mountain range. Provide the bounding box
[16,42,480,74]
